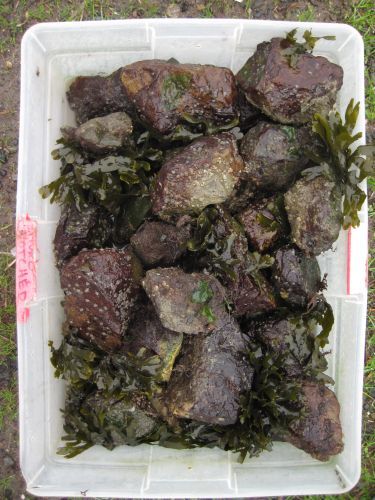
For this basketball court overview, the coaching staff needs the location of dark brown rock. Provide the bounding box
[284,175,342,256]
[61,248,143,352]
[272,245,322,308]
[67,68,132,124]
[130,220,190,267]
[237,88,261,131]
[152,133,244,220]
[287,382,343,461]
[228,270,277,317]
[120,59,238,134]
[238,195,288,253]
[53,204,112,269]
[165,317,253,425]
[250,316,316,378]
[239,122,312,192]
[236,38,343,124]
[125,301,183,382]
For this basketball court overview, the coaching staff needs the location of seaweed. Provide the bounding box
[282,29,336,68]
[302,99,375,228]
[191,280,216,323]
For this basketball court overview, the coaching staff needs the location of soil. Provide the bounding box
[0,1,372,499]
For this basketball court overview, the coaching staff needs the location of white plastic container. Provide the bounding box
[17,19,367,498]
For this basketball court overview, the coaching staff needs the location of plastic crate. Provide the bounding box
[17,19,367,498]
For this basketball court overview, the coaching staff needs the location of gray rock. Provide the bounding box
[142,267,227,334]
[62,112,133,154]
[284,175,342,256]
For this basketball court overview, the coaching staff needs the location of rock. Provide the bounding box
[238,195,288,253]
[125,301,183,382]
[165,317,253,425]
[250,315,317,377]
[287,382,343,461]
[239,121,312,192]
[236,37,343,124]
[130,220,190,267]
[228,270,277,317]
[142,267,227,334]
[61,112,134,154]
[61,248,143,352]
[67,69,132,124]
[53,204,112,268]
[152,133,244,220]
[272,245,322,308]
[284,175,342,256]
[120,59,238,134]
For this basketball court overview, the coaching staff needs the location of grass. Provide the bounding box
[297,5,315,22]
[0,253,17,449]
[0,254,16,366]
[0,377,17,431]
[345,0,375,120]
[0,475,15,496]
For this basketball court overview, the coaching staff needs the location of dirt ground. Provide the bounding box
[0,0,373,499]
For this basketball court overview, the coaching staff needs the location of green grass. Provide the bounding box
[346,0,375,120]
[0,377,17,431]
[297,5,316,22]
[0,255,16,366]
[0,475,15,496]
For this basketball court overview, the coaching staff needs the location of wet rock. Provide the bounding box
[250,315,316,378]
[228,270,277,317]
[165,317,253,425]
[130,220,190,267]
[239,121,312,192]
[120,59,238,134]
[238,195,288,253]
[287,382,343,461]
[142,267,227,334]
[61,112,134,154]
[152,133,244,220]
[54,204,112,269]
[125,301,183,382]
[61,248,143,352]
[236,37,343,124]
[67,69,132,124]
[284,175,342,256]
[272,245,322,308]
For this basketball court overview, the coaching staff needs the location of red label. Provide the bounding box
[16,214,37,323]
